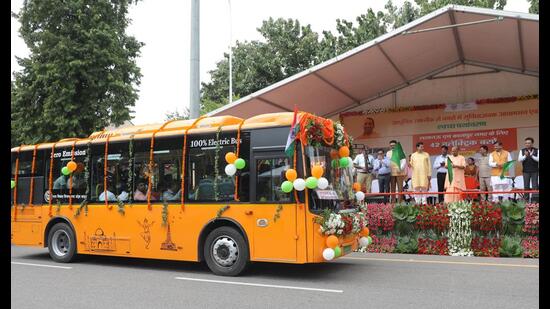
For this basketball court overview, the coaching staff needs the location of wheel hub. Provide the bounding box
[212,236,238,267]
[51,230,70,257]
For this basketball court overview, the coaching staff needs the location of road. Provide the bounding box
[11,246,538,309]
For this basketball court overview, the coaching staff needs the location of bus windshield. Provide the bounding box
[304,145,355,213]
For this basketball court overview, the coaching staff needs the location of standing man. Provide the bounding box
[478,145,492,201]
[373,150,391,203]
[489,141,513,202]
[444,146,466,203]
[432,145,448,203]
[353,147,375,193]
[410,142,431,204]
[387,140,407,203]
[518,137,539,201]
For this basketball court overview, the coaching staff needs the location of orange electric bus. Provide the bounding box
[11,112,363,276]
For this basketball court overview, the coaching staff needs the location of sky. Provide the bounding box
[11,0,531,125]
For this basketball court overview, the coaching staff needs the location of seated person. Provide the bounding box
[98,184,117,202]
[117,183,129,201]
[134,182,148,201]
[162,181,182,201]
[53,174,68,190]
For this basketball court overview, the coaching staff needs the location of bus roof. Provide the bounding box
[11,111,308,152]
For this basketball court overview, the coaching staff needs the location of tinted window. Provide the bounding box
[90,142,130,202]
[44,146,88,204]
[255,157,292,202]
[187,131,250,202]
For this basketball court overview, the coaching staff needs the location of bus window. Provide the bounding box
[44,146,87,204]
[186,132,250,202]
[255,157,292,202]
[12,150,44,205]
[131,139,160,202]
[91,142,130,203]
[154,136,183,202]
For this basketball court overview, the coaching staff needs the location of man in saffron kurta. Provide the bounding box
[489,141,513,202]
[410,142,431,204]
[444,146,466,204]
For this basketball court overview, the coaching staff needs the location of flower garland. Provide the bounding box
[214,126,222,201]
[315,209,345,236]
[447,201,473,256]
[128,137,134,204]
[162,200,169,226]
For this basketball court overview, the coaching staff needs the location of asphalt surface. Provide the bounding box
[11,246,538,309]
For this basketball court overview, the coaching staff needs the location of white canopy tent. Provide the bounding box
[209,5,538,119]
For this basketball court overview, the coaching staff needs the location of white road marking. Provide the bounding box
[341,256,539,268]
[11,261,73,269]
[174,276,343,293]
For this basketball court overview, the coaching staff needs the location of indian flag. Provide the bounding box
[391,142,407,170]
[447,157,453,184]
[500,160,516,179]
[285,106,299,157]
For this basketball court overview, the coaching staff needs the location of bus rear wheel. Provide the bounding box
[204,226,249,276]
[47,223,77,263]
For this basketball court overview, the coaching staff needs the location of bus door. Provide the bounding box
[251,151,297,262]
[11,151,44,245]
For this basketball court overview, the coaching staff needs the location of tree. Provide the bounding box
[11,0,143,147]
[385,0,420,30]
[202,0,509,112]
[318,9,388,60]
[165,108,189,121]
[528,0,538,14]
[414,0,506,15]
[201,18,322,104]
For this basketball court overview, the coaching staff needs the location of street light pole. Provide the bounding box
[190,0,200,119]
[228,0,233,105]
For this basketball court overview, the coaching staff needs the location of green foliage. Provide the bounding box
[216,205,230,218]
[499,236,523,257]
[498,200,525,235]
[385,1,420,30]
[202,0,507,112]
[414,0,506,16]
[393,202,418,223]
[74,200,88,218]
[202,18,322,105]
[117,198,125,215]
[528,0,539,14]
[395,220,415,235]
[273,204,283,222]
[395,233,419,253]
[11,0,143,147]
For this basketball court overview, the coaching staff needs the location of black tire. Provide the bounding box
[203,226,249,276]
[47,222,77,263]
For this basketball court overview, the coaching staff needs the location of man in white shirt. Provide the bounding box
[432,145,448,203]
[353,147,375,193]
[488,141,513,202]
[98,184,117,202]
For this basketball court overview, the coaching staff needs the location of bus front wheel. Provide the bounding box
[47,222,77,263]
[204,226,249,276]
